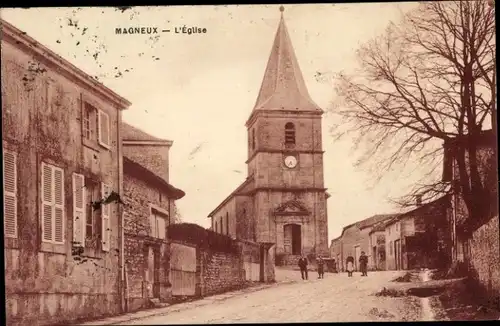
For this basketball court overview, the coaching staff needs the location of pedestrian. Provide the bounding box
[359,251,368,276]
[346,255,354,277]
[316,255,325,279]
[298,255,308,280]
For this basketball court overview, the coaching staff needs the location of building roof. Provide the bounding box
[384,195,450,227]
[341,213,398,237]
[251,9,322,114]
[123,156,185,200]
[1,19,131,110]
[121,122,173,144]
[207,176,255,218]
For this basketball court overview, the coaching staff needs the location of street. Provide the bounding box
[108,270,421,324]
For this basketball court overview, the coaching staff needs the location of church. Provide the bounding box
[208,7,330,265]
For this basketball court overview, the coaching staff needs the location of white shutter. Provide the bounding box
[101,182,110,251]
[72,173,86,246]
[53,167,64,243]
[157,216,166,240]
[41,163,54,242]
[97,110,110,149]
[3,150,17,238]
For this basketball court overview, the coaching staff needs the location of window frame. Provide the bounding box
[149,203,169,240]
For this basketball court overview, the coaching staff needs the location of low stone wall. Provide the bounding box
[470,215,500,304]
[200,248,244,296]
[167,223,275,300]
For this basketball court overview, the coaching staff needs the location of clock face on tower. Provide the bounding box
[284,155,298,169]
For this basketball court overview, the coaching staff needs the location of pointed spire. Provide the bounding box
[252,7,322,113]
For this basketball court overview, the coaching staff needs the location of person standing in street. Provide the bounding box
[346,255,354,277]
[298,255,308,280]
[359,251,369,276]
[316,255,325,279]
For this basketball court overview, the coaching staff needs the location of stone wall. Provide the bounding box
[199,238,274,296]
[470,215,500,304]
[2,30,125,326]
[123,172,172,311]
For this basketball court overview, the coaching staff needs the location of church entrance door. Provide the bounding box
[284,223,302,255]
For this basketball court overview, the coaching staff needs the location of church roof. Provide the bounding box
[252,8,322,113]
[207,176,255,218]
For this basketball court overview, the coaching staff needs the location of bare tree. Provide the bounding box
[332,1,496,220]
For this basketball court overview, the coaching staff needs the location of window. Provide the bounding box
[85,178,101,243]
[389,241,393,255]
[252,129,256,150]
[3,149,17,238]
[395,223,399,231]
[226,212,229,236]
[41,162,65,244]
[82,101,111,150]
[284,122,295,146]
[215,221,218,233]
[150,205,168,240]
[82,103,97,141]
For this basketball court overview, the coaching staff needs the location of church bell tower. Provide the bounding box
[246,6,329,262]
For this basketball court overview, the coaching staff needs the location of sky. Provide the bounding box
[1,3,424,241]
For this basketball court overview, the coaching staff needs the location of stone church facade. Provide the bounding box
[208,8,329,265]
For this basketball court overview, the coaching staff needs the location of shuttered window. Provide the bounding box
[72,173,86,247]
[150,206,168,239]
[101,182,111,251]
[3,150,17,238]
[41,162,65,244]
[97,110,110,149]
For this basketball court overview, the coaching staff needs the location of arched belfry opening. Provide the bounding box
[284,122,295,146]
[284,223,301,255]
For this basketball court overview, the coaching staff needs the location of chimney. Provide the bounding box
[416,195,423,207]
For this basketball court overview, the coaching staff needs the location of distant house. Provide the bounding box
[368,217,397,271]
[443,129,499,299]
[384,196,450,271]
[2,19,131,325]
[329,236,342,271]
[336,214,396,272]
[120,122,185,312]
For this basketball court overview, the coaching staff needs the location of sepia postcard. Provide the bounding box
[1,2,498,325]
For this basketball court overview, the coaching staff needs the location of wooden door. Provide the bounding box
[394,240,401,270]
[170,242,197,296]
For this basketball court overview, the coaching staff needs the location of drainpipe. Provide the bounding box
[117,111,126,313]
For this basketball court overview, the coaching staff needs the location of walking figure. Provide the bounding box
[359,251,368,276]
[346,255,354,277]
[298,255,308,280]
[316,255,325,279]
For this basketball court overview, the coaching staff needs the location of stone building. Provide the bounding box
[2,19,131,325]
[120,122,185,311]
[368,219,392,271]
[443,129,499,301]
[333,214,395,272]
[207,8,329,265]
[384,197,450,271]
